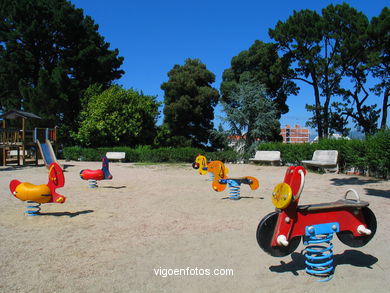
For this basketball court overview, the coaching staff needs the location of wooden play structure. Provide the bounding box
[0,110,58,167]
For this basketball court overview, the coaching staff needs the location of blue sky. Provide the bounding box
[71,0,388,131]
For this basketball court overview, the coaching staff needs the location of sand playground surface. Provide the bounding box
[1,160,390,292]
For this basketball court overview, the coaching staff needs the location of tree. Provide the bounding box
[269,4,374,138]
[0,0,124,139]
[73,85,160,147]
[324,4,380,136]
[221,81,282,153]
[161,58,219,147]
[220,40,297,118]
[368,7,390,129]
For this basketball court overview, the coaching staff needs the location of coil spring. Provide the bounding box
[208,172,214,182]
[26,201,41,216]
[88,179,98,188]
[228,179,241,200]
[304,233,334,281]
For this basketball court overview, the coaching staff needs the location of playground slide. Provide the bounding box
[36,139,58,168]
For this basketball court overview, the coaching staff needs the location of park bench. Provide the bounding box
[106,152,126,162]
[302,150,338,173]
[249,151,281,166]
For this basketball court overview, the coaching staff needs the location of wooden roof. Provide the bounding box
[0,110,41,120]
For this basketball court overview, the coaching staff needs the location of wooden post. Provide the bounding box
[22,118,25,165]
[2,119,6,166]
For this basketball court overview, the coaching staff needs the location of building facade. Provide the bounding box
[280,124,310,144]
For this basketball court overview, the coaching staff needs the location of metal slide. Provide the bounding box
[36,139,58,168]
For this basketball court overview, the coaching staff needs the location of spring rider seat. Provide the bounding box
[80,156,112,188]
[208,160,259,200]
[9,162,66,216]
[256,166,377,281]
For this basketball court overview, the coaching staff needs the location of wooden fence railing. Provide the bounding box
[0,128,21,145]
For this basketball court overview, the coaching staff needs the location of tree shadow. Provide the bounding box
[364,188,390,199]
[39,209,94,217]
[330,177,381,186]
[269,249,378,276]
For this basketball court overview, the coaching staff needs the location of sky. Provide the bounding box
[70,0,388,132]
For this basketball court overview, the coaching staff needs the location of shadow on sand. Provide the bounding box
[330,177,381,186]
[38,209,94,217]
[100,186,127,189]
[269,249,378,276]
[364,188,390,199]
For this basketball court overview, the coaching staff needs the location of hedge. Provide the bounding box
[62,129,390,179]
[62,146,240,164]
[257,129,390,178]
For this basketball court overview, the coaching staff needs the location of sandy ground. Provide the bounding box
[0,160,389,293]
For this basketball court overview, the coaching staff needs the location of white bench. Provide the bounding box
[302,150,338,172]
[106,152,126,162]
[249,151,281,165]
[9,150,29,157]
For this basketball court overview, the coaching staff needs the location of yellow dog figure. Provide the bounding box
[208,160,259,199]
[192,154,209,175]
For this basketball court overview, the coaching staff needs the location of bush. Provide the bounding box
[256,129,390,178]
[366,129,390,178]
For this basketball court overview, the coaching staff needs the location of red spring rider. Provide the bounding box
[80,156,112,188]
[256,166,377,280]
[9,162,66,216]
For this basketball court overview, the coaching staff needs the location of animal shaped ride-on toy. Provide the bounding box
[208,160,259,200]
[9,162,66,216]
[256,166,377,281]
[192,154,225,181]
[80,156,112,188]
[192,154,209,175]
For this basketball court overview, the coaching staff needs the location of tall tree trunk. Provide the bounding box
[311,74,323,139]
[381,87,389,129]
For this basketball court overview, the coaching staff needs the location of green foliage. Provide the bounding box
[258,129,390,178]
[366,129,390,178]
[72,85,160,147]
[221,81,282,153]
[0,0,124,142]
[269,3,383,138]
[63,146,239,163]
[368,7,390,129]
[204,150,239,163]
[220,40,297,117]
[161,58,219,147]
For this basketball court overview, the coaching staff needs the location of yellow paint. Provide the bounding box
[272,183,292,209]
[14,182,51,204]
[56,196,65,203]
[195,155,208,175]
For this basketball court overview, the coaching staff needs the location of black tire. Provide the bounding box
[336,207,377,248]
[256,211,301,257]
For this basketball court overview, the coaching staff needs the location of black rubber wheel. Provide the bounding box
[256,211,301,257]
[336,207,377,248]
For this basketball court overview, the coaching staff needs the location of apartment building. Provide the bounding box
[280,124,310,144]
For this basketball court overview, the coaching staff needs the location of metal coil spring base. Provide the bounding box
[208,172,214,181]
[304,233,334,281]
[26,201,41,216]
[228,179,241,200]
[88,179,98,188]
